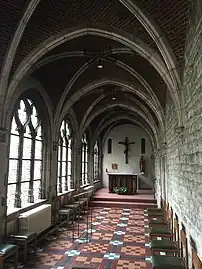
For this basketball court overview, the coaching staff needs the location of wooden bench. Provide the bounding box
[0,244,18,269]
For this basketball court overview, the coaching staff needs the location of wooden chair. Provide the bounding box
[151,255,186,269]
[167,207,173,231]
[149,225,172,240]
[180,226,188,269]
[150,208,180,256]
[58,208,74,229]
[149,205,172,240]
[6,215,37,264]
[148,206,172,229]
[0,244,18,269]
[160,197,166,211]
[150,238,180,256]
[148,217,168,227]
[173,216,180,246]
[74,192,89,214]
[145,208,165,221]
[192,248,202,269]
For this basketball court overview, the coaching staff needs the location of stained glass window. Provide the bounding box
[93,141,100,182]
[57,120,72,193]
[7,98,44,209]
[81,133,89,186]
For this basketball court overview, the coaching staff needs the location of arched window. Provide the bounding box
[81,133,88,186]
[7,98,43,209]
[93,141,100,182]
[57,120,72,193]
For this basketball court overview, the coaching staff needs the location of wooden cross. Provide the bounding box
[118,137,135,164]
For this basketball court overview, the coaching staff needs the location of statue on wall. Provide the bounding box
[139,155,146,173]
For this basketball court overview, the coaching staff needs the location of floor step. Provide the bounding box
[93,196,156,204]
[92,200,157,209]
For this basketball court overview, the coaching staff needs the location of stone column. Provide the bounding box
[76,146,82,190]
[90,150,94,185]
[48,141,58,202]
[0,128,7,242]
[154,149,161,206]
[161,142,167,202]
[100,153,104,188]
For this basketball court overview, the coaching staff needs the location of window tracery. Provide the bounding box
[7,98,43,209]
[81,133,88,186]
[57,120,72,193]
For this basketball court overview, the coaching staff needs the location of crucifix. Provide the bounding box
[118,137,135,164]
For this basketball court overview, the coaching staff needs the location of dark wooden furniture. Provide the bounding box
[192,248,202,269]
[0,244,18,269]
[108,173,137,194]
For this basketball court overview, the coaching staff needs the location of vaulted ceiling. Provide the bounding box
[0,0,191,148]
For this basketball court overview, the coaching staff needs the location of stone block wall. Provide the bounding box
[164,2,202,261]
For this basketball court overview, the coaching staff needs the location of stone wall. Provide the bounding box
[165,2,202,261]
[154,154,161,207]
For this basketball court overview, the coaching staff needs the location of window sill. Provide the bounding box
[57,189,75,197]
[94,180,101,183]
[83,185,94,190]
[7,199,47,218]
[80,184,90,189]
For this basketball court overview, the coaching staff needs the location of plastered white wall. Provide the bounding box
[102,124,153,187]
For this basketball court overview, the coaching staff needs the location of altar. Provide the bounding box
[108,173,137,194]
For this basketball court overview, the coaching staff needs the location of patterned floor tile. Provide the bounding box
[123,234,145,243]
[97,224,117,231]
[81,243,109,253]
[126,226,145,233]
[109,240,124,246]
[48,241,73,250]
[103,252,120,260]
[117,259,147,269]
[120,217,129,221]
[23,207,151,269]
[117,223,127,227]
[122,212,130,215]
[114,231,126,235]
[121,245,145,256]
[65,250,81,256]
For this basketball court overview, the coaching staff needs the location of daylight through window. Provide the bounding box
[93,141,100,182]
[7,98,43,209]
[57,120,72,193]
[81,133,89,186]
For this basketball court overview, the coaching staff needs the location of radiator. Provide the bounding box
[19,204,51,235]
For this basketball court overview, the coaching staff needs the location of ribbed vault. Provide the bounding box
[0,0,191,148]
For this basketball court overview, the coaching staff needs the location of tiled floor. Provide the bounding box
[22,207,151,269]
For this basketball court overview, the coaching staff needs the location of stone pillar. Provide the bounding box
[0,128,7,242]
[154,149,161,206]
[160,142,167,202]
[72,142,77,190]
[48,141,58,202]
[90,150,94,185]
[76,146,82,190]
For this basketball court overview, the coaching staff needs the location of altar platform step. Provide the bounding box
[93,188,157,209]
[92,200,157,209]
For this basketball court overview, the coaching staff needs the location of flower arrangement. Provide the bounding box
[114,186,129,195]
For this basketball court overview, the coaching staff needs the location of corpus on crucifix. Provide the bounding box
[118,137,135,164]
